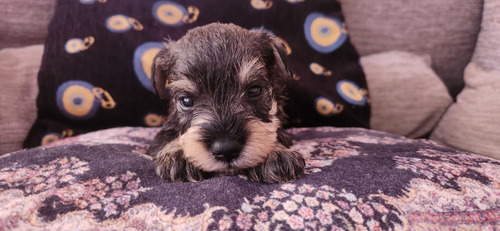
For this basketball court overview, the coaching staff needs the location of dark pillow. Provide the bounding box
[24,0,370,148]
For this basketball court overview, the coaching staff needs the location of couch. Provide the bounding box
[1,0,499,230]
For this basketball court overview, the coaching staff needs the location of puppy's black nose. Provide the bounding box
[211,138,243,162]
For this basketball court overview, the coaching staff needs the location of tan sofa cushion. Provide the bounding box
[0,0,55,49]
[340,0,483,97]
[431,0,500,159]
[0,45,43,154]
[361,51,452,138]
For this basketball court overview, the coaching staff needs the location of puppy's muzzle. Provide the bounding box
[211,137,243,162]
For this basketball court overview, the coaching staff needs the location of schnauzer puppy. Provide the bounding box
[147,23,305,183]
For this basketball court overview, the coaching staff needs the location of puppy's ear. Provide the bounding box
[151,43,175,99]
[270,37,292,81]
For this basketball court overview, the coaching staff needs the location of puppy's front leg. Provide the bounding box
[277,128,293,147]
[246,145,305,183]
[149,136,206,182]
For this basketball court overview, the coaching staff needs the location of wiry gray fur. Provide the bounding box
[147,23,305,183]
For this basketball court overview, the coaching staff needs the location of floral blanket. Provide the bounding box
[1,127,499,230]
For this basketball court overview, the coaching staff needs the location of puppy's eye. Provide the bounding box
[179,97,194,108]
[246,86,262,98]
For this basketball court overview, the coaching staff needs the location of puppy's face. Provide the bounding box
[151,23,298,179]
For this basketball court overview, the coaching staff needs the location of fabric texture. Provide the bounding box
[2,126,500,230]
[360,51,453,138]
[0,0,56,49]
[431,0,500,159]
[24,0,370,149]
[339,0,483,97]
[0,45,43,155]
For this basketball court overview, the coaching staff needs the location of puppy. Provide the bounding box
[147,23,305,183]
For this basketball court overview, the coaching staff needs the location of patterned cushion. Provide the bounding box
[3,126,500,229]
[23,0,370,148]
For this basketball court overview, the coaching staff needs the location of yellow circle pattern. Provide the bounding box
[107,15,131,31]
[156,4,184,25]
[62,85,96,117]
[316,98,335,116]
[310,63,324,75]
[339,82,364,102]
[142,48,161,79]
[145,114,164,127]
[310,17,341,47]
[65,39,84,54]
[41,134,60,146]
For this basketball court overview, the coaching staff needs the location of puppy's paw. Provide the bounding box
[154,149,206,182]
[246,148,305,183]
